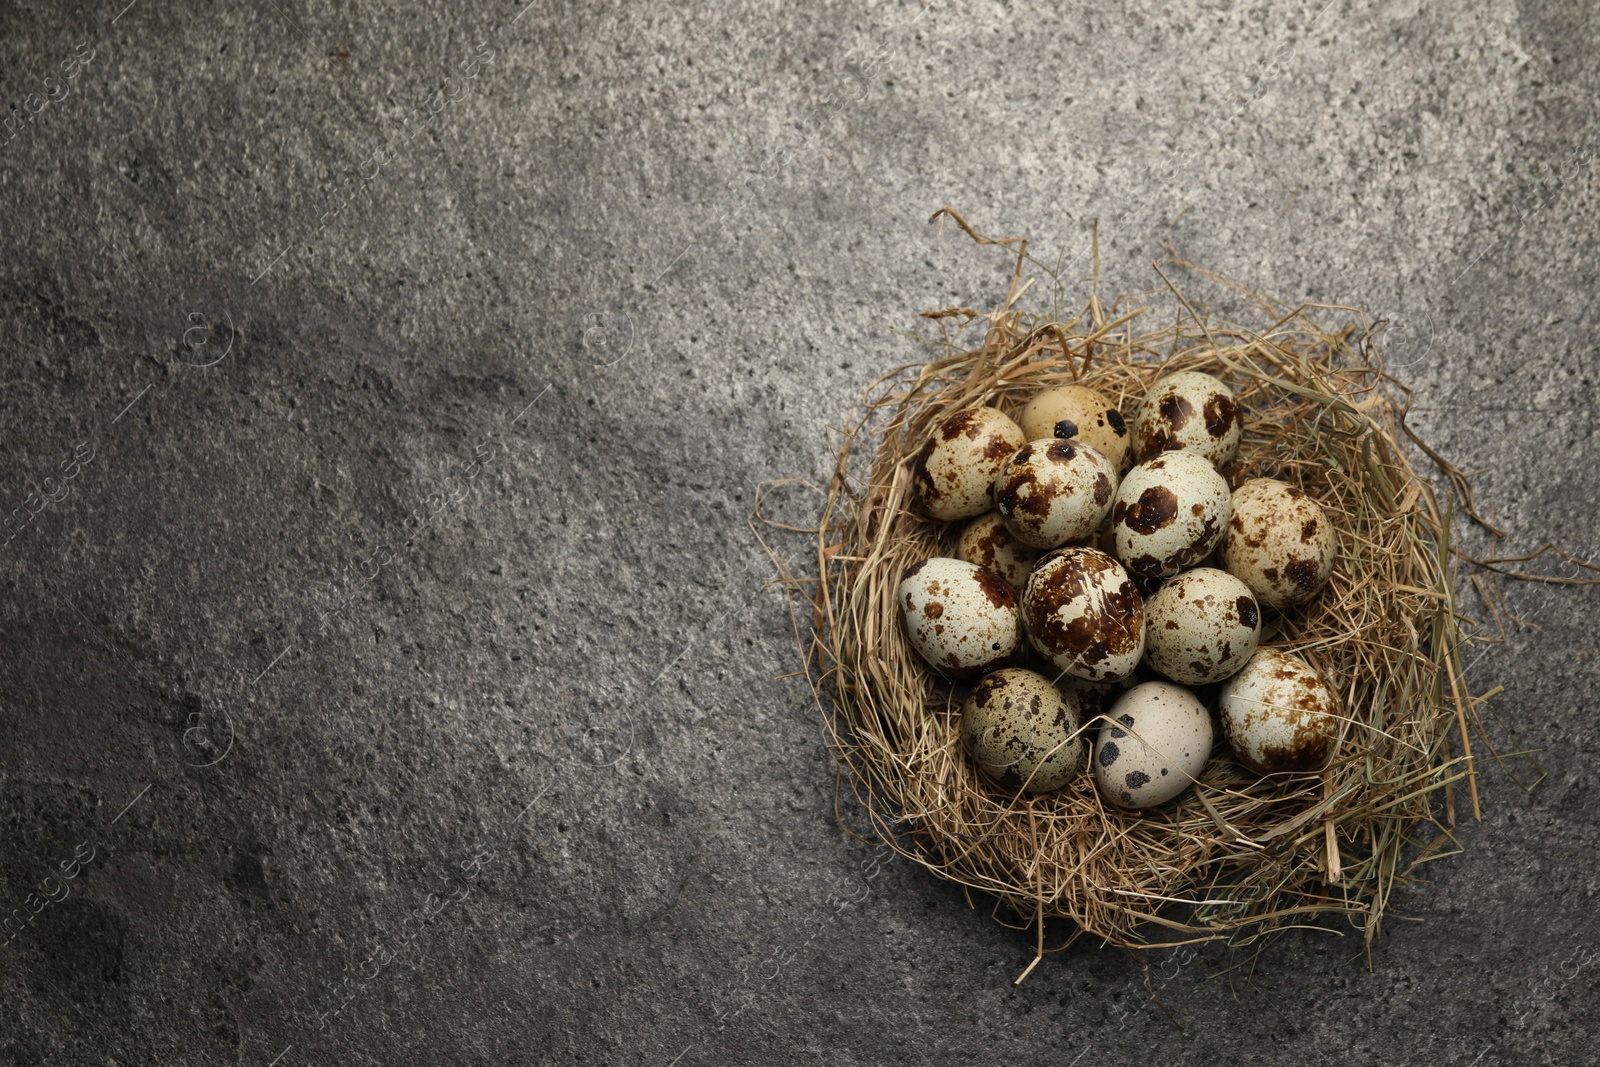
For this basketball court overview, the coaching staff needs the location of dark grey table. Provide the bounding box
[2,1,1596,1064]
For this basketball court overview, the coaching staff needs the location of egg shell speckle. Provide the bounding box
[1143,567,1262,685]
[1092,681,1214,809]
[962,668,1087,793]
[1132,369,1243,466]
[912,407,1029,521]
[1222,478,1338,610]
[1058,670,1145,725]
[992,438,1119,549]
[1018,385,1132,470]
[1111,450,1232,579]
[1218,647,1341,775]
[898,557,1020,678]
[1021,547,1145,682]
[956,511,1040,592]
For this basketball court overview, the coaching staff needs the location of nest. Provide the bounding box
[805,223,1496,966]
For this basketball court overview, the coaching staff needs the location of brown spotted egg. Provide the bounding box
[912,407,1029,521]
[1143,567,1261,685]
[1222,478,1338,610]
[956,511,1039,592]
[1021,547,1145,682]
[962,668,1087,793]
[1019,384,1132,470]
[1058,670,1144,728]
[992,438,1118,549]
[1110,450,1231,579]
[1217,647,1341,775]
[1092,681,1214,809]
[898,557,1020,678]
[1132,370,1243,466]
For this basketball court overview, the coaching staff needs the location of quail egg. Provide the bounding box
[912,407,1029,521]
[898,557,1020,678]
[956,511,1040,592]
[992,438,1118,549]
[1217,647,1342,775]
[1092,681,1214,809]
[962,668,1087,793]
[1143,567,1261,685]
[1132,370,1243,467]
[1110,450,1231,579]
[1221,478,1338,610]
[1021,547,1145,682]
[1019,384,1132,470]
[1058,670,1144,727]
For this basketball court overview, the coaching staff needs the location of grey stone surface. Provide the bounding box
[1,0,1597,1064]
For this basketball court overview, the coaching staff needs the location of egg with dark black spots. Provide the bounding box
[1019,384,1132,470]
[911,407,1029,521]
[1218,647,1341,775]
[1222,478,1338,610]
[992,438,1118,549]
[1143,567,1261,684]
[898,557,1020,678]
[962,668,1087,793]
[1021,547,1145,682]
[1110,450,1231,579]
[957,511,1040,592]
[1092,681,1213,809]
[1133,370,1242,466]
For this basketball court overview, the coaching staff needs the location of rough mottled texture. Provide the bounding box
[898,556,1019,678]
[1217,646,1341,776]
[0,0,1597,1064]
[992,438,1116,549]
[1023,548,1145,682]
[1142,567,1260,686]
[911,406,1027,521]
[955,510,1039,593]
[961,667,1085,794]
[1112,450,1231,578]
[1131,371,1242,467]
[1223,477,1338,610]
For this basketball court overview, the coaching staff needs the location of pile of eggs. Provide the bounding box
[899,371,1342,811]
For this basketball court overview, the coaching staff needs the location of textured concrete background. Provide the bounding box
[1,0,1597,1064]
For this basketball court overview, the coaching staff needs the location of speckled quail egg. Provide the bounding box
[1092,681,1214,809]
[898,557,1020,678]
[992,438,1118,549]
[1132,370,1243,467]
[1218,647,1341,775]
[912,407,1029,521]
[1110,450,1232,579]
[1021,547,1145,682]
[962,668,1087,793]
[1019,384,1132,470]
[1058,669,1145,727]
[1221,478,1338,610]
[1143,567,1261,685]
[957,511,1040,592]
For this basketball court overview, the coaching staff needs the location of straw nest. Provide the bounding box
[805,218,1497,966]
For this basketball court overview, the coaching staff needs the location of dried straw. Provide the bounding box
[802,218,1500,969]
